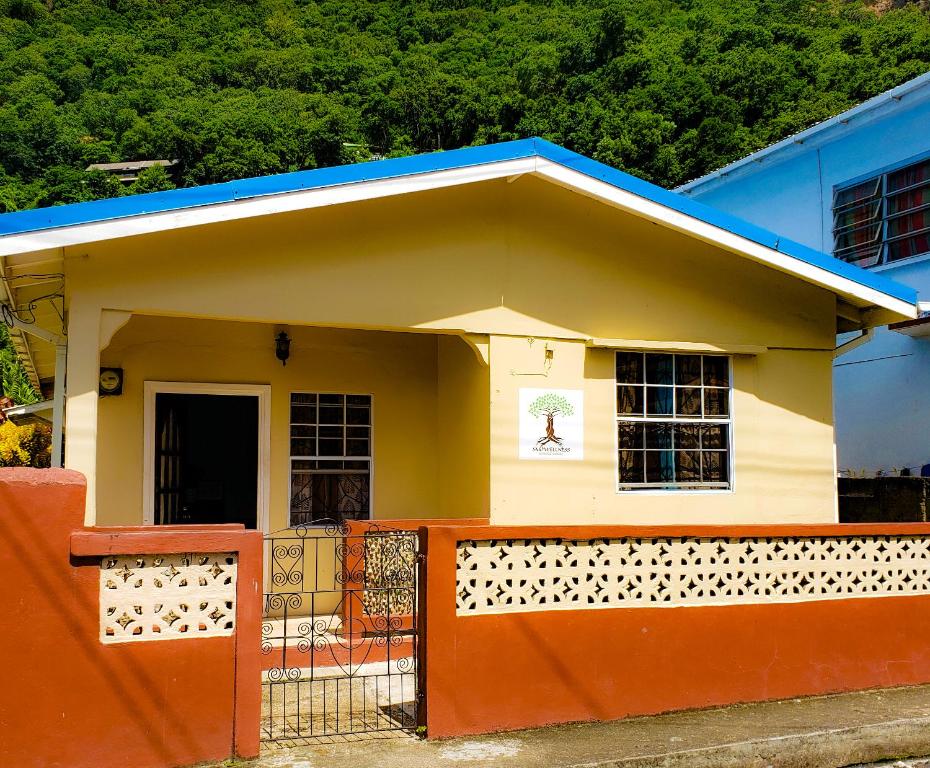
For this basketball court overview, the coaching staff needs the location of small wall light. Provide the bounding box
[275,331,291,366]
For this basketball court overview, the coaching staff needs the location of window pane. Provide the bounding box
[701,424,727,449]
[616,352,643,383]
[318,425,343,456]
[618,450,645,483]
[887,159,930,193]
[702,451,728,483]
[346,394,371,407]
[617,385,644,416]
[703,356,729,387]
[887,209,930,238]
[888,233,930,262]
[646,451,674,483]
[834,223,881,252]
[319,403,343,425]
[675,451,701,482]
[346,441,369,457]
[618,422,643,450]
[346,405,371,425]
[887,186,930,216]
[704,388,729,416]
[675,424,701,449]
[290,403,315,425]
[346,426,370,456]
[837,243,883,268]
[645,354,674,384]
[645,423,673,449]
[676,355,701,386]
[291,437,315,456]
[676,387,702,417]
[834,177,880,209]
[646,386,673,415]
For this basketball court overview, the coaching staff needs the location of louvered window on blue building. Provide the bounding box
[833,156,930,268]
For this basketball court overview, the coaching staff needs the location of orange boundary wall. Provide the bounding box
[422,523,930,739]
[0,469,262,768]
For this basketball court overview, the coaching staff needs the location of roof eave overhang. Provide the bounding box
[0,153,916,324]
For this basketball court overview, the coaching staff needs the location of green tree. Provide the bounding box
[0,323,39,405]
[528,392,575,448]
[0,0,928,201]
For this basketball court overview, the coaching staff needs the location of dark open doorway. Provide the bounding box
[154,393,258,528]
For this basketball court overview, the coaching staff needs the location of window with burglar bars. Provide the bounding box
[616,351,731,491]
[833,155,930,268]
[289,393,372,526]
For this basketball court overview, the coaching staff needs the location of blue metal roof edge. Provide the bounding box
[0,136,916,307]
[0,139,540,237]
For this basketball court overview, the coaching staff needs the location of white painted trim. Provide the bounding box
[0,159,538,257]
[533,160,918,320]
[142,381,271,533]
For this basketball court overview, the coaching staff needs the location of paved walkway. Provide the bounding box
[220,684,930,768]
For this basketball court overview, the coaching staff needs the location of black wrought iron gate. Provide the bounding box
[261,521,420,741]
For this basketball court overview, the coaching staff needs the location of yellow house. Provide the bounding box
[0,139,918,531]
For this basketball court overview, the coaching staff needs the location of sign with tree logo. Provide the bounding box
[518,388,584,460]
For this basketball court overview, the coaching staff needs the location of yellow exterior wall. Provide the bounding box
[489,336,836,525]
[437,336,490,519]
[66,174,839,525]
[97,317,445,527]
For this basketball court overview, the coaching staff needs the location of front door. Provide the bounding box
[153,392,259,527]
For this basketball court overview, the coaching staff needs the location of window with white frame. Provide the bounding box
[616,351,731,491]
[833,155,930,268]
[289,393,372,526]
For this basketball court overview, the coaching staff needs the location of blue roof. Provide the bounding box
[0,137,916,307]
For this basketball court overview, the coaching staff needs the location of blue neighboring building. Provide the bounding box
[679,72,930,477]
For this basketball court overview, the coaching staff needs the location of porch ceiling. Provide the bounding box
[1,248,66,385]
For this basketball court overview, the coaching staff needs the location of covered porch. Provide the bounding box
[91,314,489,531]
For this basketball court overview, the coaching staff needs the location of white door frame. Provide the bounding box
[143,381,271,532]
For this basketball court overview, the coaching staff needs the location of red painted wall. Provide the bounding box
[0,469,262,768]
[422,523,930,739]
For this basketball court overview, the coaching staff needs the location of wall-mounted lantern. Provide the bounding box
[275,331,291,366]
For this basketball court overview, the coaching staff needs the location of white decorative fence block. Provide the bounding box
[100,553,237,643]
[456,536,930,615]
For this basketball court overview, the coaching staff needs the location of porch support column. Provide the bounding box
[50,341,67,468]
[64,300,102,525]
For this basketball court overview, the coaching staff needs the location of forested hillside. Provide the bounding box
[1,0,929,211]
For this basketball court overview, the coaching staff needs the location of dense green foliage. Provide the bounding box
[1,0,929,210]
[0,324,39,404]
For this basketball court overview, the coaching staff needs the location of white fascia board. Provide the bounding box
[534,160,917,320]
[0,158,538,258]
[3,399,53,416]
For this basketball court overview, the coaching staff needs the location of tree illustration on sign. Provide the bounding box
[529,392,574,447]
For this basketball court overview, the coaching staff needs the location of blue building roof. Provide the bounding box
[0,137,917,307]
